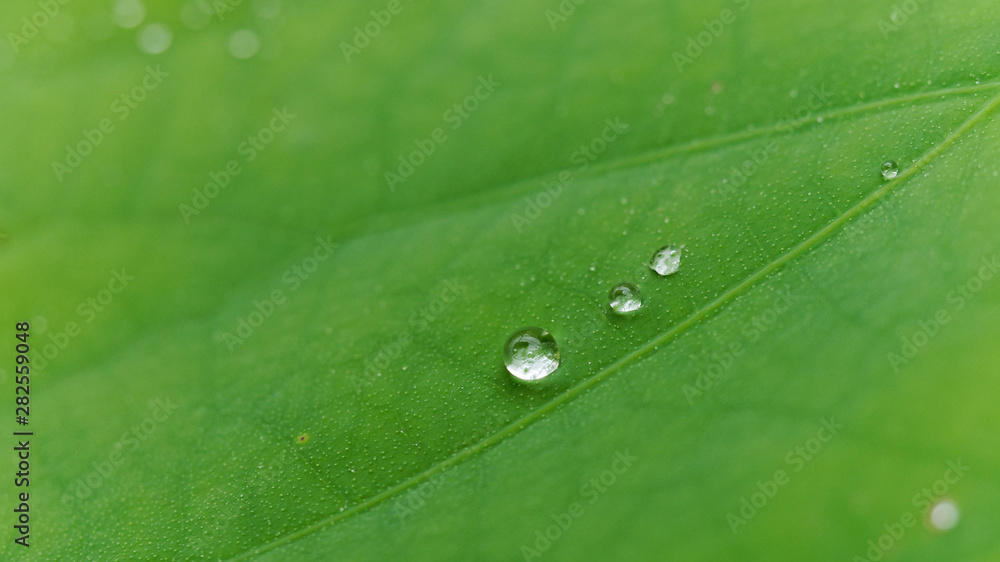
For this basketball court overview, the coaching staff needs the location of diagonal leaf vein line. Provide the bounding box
[227,87,1000,561]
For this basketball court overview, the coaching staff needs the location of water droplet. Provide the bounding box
[503,327,559,381]
[649,245,682,276]
[929,500,960,531]
[228,29,260,59]
[137,23,172,54]
[608,283,642,314]
[113,0,147,29]
[881,161,899,180]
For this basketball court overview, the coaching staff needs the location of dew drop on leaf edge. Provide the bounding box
[503,327,560,382]
[609,282,642,314]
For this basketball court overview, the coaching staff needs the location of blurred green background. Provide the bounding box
[1,0,999,560]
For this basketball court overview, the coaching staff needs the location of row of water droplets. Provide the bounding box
[502,245,681,382]
[503,160,904,382]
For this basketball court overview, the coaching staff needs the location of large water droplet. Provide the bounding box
[929,500,959,531]
[609,282,642,314]
[228,29,261,59]
[137,23,173,54]
[881,161,899,180]
[503,327,559,381]
[650,245,682,276]
[113,0,147,29]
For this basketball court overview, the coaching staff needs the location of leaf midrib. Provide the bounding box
[227,85,1000,560]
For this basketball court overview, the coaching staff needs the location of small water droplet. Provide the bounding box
[608,283,642,314]
[929,499,959,531]
[649,245,682,276]
[881,161,899,180]
[137,22,172,54]
[503,327,559,381]
[113,0,146,29]
[229,29,260,59]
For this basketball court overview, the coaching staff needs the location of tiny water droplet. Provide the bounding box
[649,245,682,276]
[608,283,642,314]
[503,327,559,381]
[881,161,899,180]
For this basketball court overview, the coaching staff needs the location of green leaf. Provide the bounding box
[2,0,999,560]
